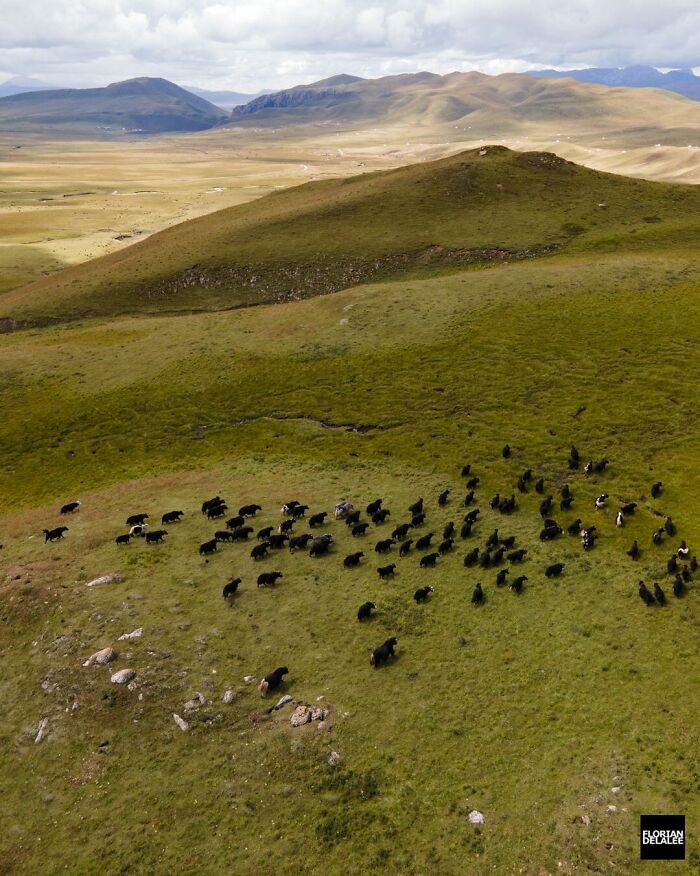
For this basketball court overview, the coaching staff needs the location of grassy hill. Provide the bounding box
[3,145,700,326]
[0,151,698,874]
[0,78,229,134]
[231,70,700,137]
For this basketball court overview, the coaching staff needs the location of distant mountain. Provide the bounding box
[0,77,229,134]
[0,76,61,98]
[228,69,700,134]
[530,66,700,101]
[186,86,267,110]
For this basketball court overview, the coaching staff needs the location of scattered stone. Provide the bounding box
[243,675,256,684]
[468,810,484,825]
[110,668,135,684]
[611,786,621,795]
[118,628,143,641]
[607,805,617,814]
[273,695,293,710]
[222,689,236,704]
[34,717,48,744]
[86,573,123,588]
[173,713,189,732]
[83,647,117,667]
[184,692,206,712]
[290,704,328,727]
[327,750,341,766]
[576,815,592,825]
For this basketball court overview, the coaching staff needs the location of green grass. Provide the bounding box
[4,146,700,325]
[0,151,699,874]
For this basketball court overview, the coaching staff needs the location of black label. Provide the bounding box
[640,815,685,860]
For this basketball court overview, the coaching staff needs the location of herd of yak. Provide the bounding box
[43,443,694,682]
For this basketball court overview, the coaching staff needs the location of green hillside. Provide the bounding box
[3,145,700,326]
[0,151,698,874]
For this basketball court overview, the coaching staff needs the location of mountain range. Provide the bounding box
[530,65,700,101]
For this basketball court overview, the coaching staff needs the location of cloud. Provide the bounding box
[1,0,699,92]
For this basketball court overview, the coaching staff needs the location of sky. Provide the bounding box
[1,0,699,93]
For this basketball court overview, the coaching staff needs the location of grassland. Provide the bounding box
[4,146,700,326]
[1,142,699,875]
[2,72,700,300]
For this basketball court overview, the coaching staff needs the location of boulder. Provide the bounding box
[184,692,206,712]
[468,810,485,825]
[173,713,189,732]
[34,717,48,744]
[118,628,143,641]
[290,704,327,727]
[222,689,236,704]
[86,573,123,588]
[83,647,117,667]
[291,705,311,727]
[273,695,293,710]
[110,668,135,684]
[327,750,341,766]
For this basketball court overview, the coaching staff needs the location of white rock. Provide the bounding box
[184,692,206,712]
[611,786,621,795]
[578,815,592,826]
[86,573,123,588]
[291,704,326,726]
[222,689,235,704]
[290,705,311,727]
[83,647,117,667]
[118,628,143,641]
[468,810,484,825]
[243,675,256,684]
[273,695,293,710]
[327,750,341,766]
[173,713,189,732]
[34,717,48,744]
[607,805,617,814]
[110,668,135,684]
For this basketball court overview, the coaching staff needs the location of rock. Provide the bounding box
[611,786,621,795]
[607,805,617,814]
[290,705,311,727]
[273,695,293,710]
[83,647,117,667]
[222,689,236,704]
[243,675,256,684]
[86,573,123,588]
[118,628,143,641]
[327,750,341,766]
[34,717,48,744]
[291,704,327,727]
[468,810,484,825]
[576,815,592,825]
[184,692,206,712]
[110,668,135,684]
[173,713,189,732]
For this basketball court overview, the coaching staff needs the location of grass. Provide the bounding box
[4,146,700,326]
[1,204,700,873]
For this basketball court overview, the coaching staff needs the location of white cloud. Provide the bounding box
[1,0,699,92]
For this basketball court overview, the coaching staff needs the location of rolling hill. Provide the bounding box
[3,144,700,326]
[229,70,700,138]
[0,143,699,873]
[531,65,700,101]
[0,77,229,134]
